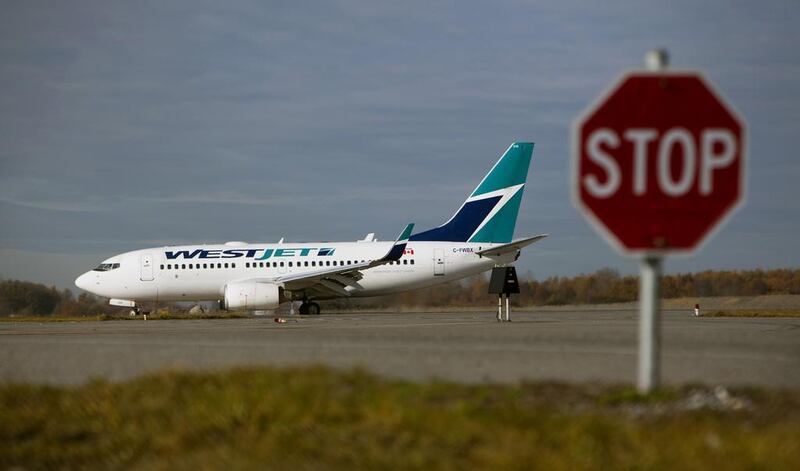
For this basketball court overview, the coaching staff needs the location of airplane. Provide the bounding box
[75,142,547,315]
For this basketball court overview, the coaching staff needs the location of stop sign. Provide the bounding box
[572,72,746,254]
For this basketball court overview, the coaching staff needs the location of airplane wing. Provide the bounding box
[475,234,548,257]
[240,223,414,297]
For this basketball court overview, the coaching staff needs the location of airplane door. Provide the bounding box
[140,253,154,281]
[433,248,445,276]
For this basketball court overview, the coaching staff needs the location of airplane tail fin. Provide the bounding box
[410,142,534,243]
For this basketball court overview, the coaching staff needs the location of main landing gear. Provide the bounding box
[128,307,151,317]
[298,302,321,315]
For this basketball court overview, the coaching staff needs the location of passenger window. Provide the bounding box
[181,264,186,269]
[160,264,164,270]
[260,262,265,268]
[280,262,284,267]
[224,263,229,268]
[410,259,415,265]
[189,264,193,269]
[167,264,172,269]
[304,261,309,267]
[288,262,293,267]
[232,263,236,268]
[203,263,208,269]
[217,263,222,268]
[403,260,408,265]
[246,262,250,268]
[326,261,331,266]
[312,261,316,267]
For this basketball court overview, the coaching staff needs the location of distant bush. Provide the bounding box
[0,279,117,317]
[0,280,62,315]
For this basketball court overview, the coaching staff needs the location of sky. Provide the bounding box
[1,0,799,290]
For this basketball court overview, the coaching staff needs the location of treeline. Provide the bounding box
[332,267,800,309]
[2,268,800,316]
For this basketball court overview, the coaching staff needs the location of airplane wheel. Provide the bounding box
[307,302,321,315]
[298,303,309,315]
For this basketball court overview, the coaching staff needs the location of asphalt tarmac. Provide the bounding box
[1,310,798,387]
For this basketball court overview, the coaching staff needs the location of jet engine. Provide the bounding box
[222,282,282,310]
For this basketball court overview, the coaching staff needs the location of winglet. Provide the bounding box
[383,223,414,261]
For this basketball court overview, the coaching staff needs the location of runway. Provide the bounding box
[1,310,798,387]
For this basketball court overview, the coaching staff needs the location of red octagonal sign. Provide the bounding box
[572,71,746,255]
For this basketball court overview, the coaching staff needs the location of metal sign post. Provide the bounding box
[638,256,661,391]
[637,51,666,393]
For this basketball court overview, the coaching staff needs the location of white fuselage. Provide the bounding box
[75,241,516,304]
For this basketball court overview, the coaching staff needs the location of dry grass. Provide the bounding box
[1,367,798,470]
[0,311,250,322]
[703,309,800,318]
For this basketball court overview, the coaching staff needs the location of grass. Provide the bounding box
[1,367,798,470]
[702,309,800,318]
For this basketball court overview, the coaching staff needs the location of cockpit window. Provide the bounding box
[92,263,120,272]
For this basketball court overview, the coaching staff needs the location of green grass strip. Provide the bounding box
[1,367,799,470]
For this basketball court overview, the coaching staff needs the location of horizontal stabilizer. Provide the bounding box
[475,234,548,257]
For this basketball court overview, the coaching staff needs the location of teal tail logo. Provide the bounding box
[410,142,534,243]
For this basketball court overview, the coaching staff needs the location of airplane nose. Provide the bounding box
[75,272,92,291]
